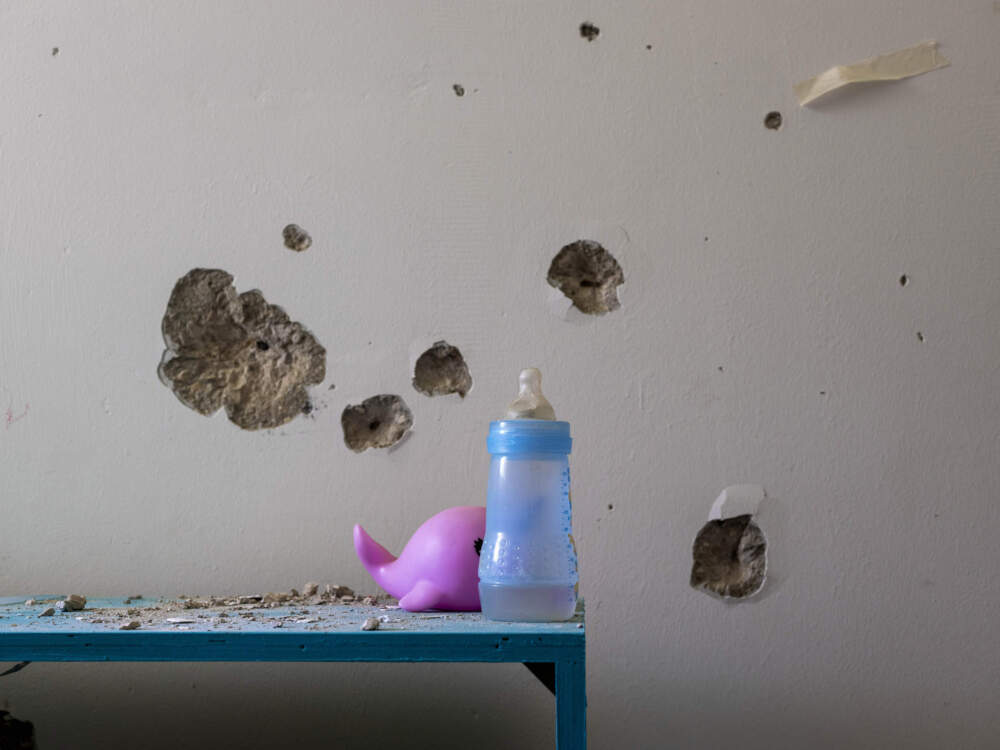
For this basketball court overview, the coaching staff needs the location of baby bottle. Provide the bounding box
[478,368,578,622]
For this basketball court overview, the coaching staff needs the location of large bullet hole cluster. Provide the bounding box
[158,269,326,430]
[548,240,625,314]
[690,515,767,599]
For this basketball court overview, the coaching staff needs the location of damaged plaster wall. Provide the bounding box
[158,269,326,430]
[3,2,1000,750]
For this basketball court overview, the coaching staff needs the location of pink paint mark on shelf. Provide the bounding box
[5,403,29,429]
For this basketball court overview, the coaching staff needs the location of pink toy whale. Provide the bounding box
[353,506,486,612]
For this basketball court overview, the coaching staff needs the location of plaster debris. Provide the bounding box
[579,22,600,41]
[341,394,413,452]
[56,594,86,612]
[282,223,312,252]
[301,582,319,597]
[39,608,55,617]
[547,240,624,314]
[361,617,380,631]
[325,585,353,598]
[453,84,465,97]
[166,617,196,624]
[120,620,141,630]
[691,515,767,599]
[764,111,782,130]
[412,341,472,398]
[158,269,326,430]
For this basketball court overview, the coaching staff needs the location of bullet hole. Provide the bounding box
[645,44,652,50]
[51,47,59,56]
[764,111,782,130]
[819,390,827,396]
[328,383,336,390]
[899,274,909,287]
[158,269,326,430]
[0,710,36,749]
[301,401,314,415]
[690,514,766,599]
[453,84,465,97]
[412,340,473,398]
[580,22,600,41]
[916,331,925,342]
[341,394,413,452]
[547,240,625,314]
[717,366,724,372]
[607,503,614,511]
[282,223,312,252]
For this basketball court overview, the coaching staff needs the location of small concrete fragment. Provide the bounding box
[341,394,413,452]
[412,341,472,398]
[301,582,319,597]
[120,620,141,630]
[282,223,312,252]
[158,269,326,430]
[547,240,624,314]
[39,607,55,617]
[361,617,380,631]
[56,594,86,612]
[690,515,767,599]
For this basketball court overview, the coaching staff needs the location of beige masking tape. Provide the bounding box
[795,40,950,106]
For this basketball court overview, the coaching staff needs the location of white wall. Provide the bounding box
[2,1,999,747]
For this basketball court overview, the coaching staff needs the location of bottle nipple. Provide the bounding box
[505,368,556,420]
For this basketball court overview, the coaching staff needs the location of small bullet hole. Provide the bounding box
[256,340,270,351]
[301,401,314,415]
[645,44,652,50]
[704,236,709,242]
[580,22,600,41]
[453,84,465,97]
[368,420,380,431]
[51,47,59,56]
[717,366,724,372]
[820,390,827,396]
[764,111,782,130]
[899,274,909,287]
[607,504,614,511]
[916,331,925,342]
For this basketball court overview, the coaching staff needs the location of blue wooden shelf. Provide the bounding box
[0,597,586,748]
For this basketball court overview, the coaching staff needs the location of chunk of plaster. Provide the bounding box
[708,484,765,521]
[794,40,950,106]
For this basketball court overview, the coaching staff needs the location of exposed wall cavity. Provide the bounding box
[412,341,472,398]
[691,485,767,600]
[580,22,600,41]
[158,269,326,431]
[341,394,413,452]
[547,240,625,314]
[282,223,312,252]
[690,515,767,599]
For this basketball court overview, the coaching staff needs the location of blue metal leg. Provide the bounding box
[555,656,586,749]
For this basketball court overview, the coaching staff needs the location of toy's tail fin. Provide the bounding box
[353,524,397,574]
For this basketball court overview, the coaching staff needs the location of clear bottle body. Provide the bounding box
[478,447,578,622]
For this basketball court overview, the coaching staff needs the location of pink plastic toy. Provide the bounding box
[353,506,486,612]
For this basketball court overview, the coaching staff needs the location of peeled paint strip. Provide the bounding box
[794,40,950,106]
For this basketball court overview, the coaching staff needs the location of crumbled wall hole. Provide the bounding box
[547,240,625,314]
[341,394,413,452]
[412,341,472,398]
[283,223,312,252]
[158,269,326,430]
[691,485,767,599]
[453,83,465,97]
[580,22,600,41]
